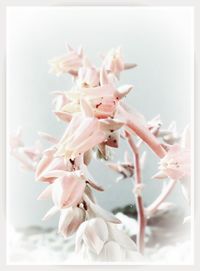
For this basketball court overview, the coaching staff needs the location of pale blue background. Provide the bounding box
[7,7,193,228]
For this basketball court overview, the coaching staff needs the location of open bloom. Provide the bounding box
[49,44,84,76]
[153,143,190,181]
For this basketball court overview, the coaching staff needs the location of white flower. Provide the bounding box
[75,217,139,262]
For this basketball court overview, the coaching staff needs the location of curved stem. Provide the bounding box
[126,132,146,254]
[145,179,176,216]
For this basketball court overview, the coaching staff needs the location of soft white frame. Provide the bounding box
[0,0,199,270]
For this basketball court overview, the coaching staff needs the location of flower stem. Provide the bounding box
[126,132,146,254]
[145,179,176,216]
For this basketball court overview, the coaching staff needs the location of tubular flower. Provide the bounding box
[37,170,86,208]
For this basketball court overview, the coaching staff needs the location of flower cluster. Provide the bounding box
[10,44,191,261]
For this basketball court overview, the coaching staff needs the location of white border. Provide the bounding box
[0,0,199,270]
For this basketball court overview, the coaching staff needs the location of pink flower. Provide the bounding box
[153,143,190,181]
[102,47,137,77]
[49,44,84,77]
[35,147,66,183]
[38,170,86,208]
[55,99,123,159]
[53,69,133,120]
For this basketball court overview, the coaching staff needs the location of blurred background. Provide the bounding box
[7,6,193,230]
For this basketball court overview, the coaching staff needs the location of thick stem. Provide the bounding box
[117,103,166,158]
[126,132,146,254]
[145,179,176,216]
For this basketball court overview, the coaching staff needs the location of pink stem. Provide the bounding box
[126,132,146,254]
[145,179,176,216]
[127,121,166,158]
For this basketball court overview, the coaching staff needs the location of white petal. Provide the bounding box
[108,223,137,251]
[100,241,124,261]
[85,195,121,224]
[84,218,109,255]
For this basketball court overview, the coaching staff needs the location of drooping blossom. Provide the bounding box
[49,44,84,77]
[107,151,134,181]
[76,217,138,261]
[41,192,120,239]
[37,170,86,208]
[58,206,86,238]
[35,147,66,183]
[107,151,146,182]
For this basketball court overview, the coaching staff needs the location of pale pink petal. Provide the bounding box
[37,185,52,200]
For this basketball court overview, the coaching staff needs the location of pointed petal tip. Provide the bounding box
[152,171,167,180]
[124,63,138,70]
